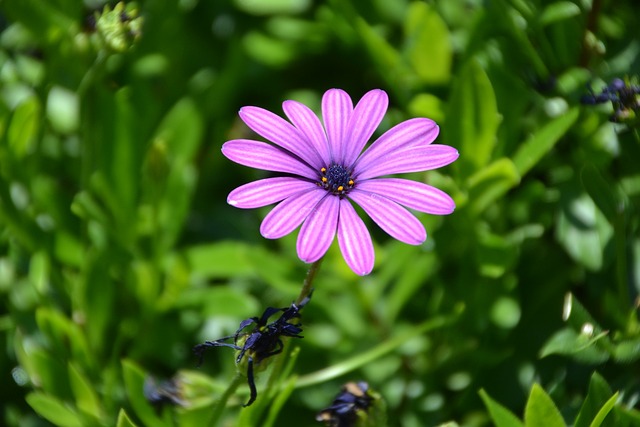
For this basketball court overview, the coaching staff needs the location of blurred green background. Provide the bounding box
[1,0,640,426]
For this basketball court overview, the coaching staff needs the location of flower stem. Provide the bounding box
[296,258,323,305]
[207,372,244,427]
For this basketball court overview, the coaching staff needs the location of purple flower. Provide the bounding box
[222,89,458,275]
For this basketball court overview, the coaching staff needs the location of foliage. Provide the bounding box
[0,0,639,426]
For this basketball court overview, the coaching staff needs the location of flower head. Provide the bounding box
[222,89,458,275]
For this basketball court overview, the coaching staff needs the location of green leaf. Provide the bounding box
[295,309,462,388]
[574,372,613,427]
[68,363,102,419]
[466,158,520,215]
[26,392,84,427]
[539,2,581,26]
[233,0,311,15]
[539,327,610,364]
[404,2,452,84]
[177,286,260,318]
[117,409,140,427]
[479,389,524,427]
[355,17,406,87]
[524,384,566,427]
[122,359,171,427]
[556,191,613,271]
[185,241,257,278]
[581,165,620,223]
[612,338,640,363]
[445,59,501,179]
[385,251,437,323]
[7,95,40,158]
[35,308,92,370]
[512,108,579,176]
[589,393,619,427]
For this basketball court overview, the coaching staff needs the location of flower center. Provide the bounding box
[319,164,354,196]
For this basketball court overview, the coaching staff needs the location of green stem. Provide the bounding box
[293,304,464,389]
[296,258,323,305]
[208,372,244,427]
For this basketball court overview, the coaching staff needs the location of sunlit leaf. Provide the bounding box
[122,359,171,427]
[539,2,581,26]
[479,389,524,427]
[26,392,83,427]
[7,96,40,157]
[467,158,520,215]
[512,108,579,177]
[574,372,614,427]
[524,384,566,427]
[581,165,620,224]
[539,327,610,364]
[445,59,501,179]
[116,409,140,427]
[68,363,102,420]
[404,2,452,84]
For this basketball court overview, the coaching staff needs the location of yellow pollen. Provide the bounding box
[348,179,354,186]
[322,177,328,183]
[321,167,327,173]
[337,185,344,192]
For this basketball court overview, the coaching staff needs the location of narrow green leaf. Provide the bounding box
[26,392,84,427]
[445,59,501,178]
[612,338,640,363]
[539,2,581,26]
[556,191,613,271]
[68,363,102,419]
[262,377,297,427]
[184,241,256,278]
[295,308,462,388]
[574,372,613,427]
[154,97,203,166]
[117,409,140,427]
[539,327,610,364]
[122,359,171,427]
[233,0,311,15]
[7,96,40,157]
[404,2,452,84]
[512,108,579,176]
[467,158,520,215]
[589,393,619,427]
[355,17,407,87]
[524,384,566,427]
[581,165,620,223]
[385,251,437,323]
[479,389,524,427]
[35,308,93,370]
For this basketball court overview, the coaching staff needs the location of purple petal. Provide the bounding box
[355,145,459,181]
[282,100,331,166]
[297,194,339,263]
[222,139,316,177]
[260,188,326,239]
[342,89,388,167]
[239,106,323,169]
[322,89,353,163]
[355,178,455,215]
[354,118,439,175]
[337,200,374,275]
[349,190,426,244]
[227,177,317,209]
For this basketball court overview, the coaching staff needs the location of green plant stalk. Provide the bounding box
[207,372,244,427]
[296,258,323,305]
[294,304,465,388]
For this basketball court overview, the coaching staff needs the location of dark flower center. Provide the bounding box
[319,164,354,196]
